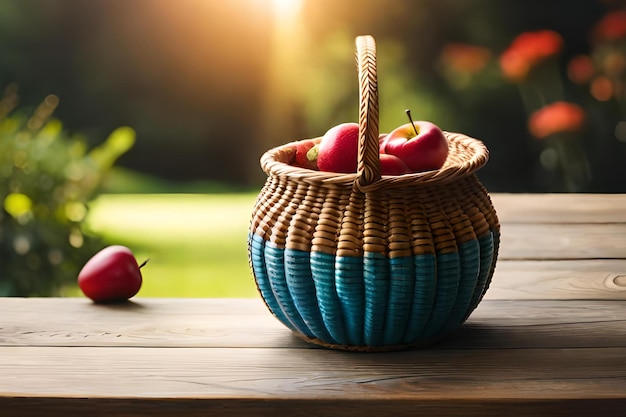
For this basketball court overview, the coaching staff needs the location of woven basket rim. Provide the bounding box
[260,131,489,191]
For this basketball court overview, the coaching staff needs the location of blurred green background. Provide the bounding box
[2,0,626,297]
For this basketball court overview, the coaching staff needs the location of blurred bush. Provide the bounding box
[437,8,626,192]
[0,85,134,296]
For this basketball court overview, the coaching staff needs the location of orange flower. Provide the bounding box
[440,43,492,74]
[590,75,614,101]
[591,10,626,43]
[567,54,595,85]
[528,101,586,139]
[500,30,564,82]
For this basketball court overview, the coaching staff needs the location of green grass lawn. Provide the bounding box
[81,193,260,298]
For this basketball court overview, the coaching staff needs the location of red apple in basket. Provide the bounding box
[380,153,411,175]
[317,122,359,173]
[380,110,449,172]
[78,245,147,303]
[378,133,388,153]
[293,139,319,170]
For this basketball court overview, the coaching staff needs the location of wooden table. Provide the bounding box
[2,193,626,416]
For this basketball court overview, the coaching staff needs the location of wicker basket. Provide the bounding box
[248,35,500,352]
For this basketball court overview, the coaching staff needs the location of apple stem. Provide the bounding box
[139,259,150,269]
[405,109,419,136]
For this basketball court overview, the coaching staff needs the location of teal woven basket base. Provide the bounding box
[249,230,497,349]
[249,234,301,335]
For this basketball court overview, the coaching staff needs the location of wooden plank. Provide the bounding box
[487,259,626,300]
[498,223,626,260]
[0,346,624,401]
[491,193,626,224]
[2,297,626,416]
[1,299,625,349]
[0,298,294,349]
[4,397,626,417]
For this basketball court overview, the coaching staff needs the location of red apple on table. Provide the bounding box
[317,122,359,173]
[380,110,449,172]
[78,245,146,303]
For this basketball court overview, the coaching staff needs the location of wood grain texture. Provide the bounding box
[492,193,626,223]
[488,193,626,303]
[4,398,626,417]
[498,223,626,260]
[2,298,626,348]
[1,345,625,398]
[488,259,626,300]
[1,303,625,417]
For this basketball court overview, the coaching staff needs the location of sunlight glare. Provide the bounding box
[271,0,304,23]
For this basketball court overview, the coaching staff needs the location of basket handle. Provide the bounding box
[355,35,381,190]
